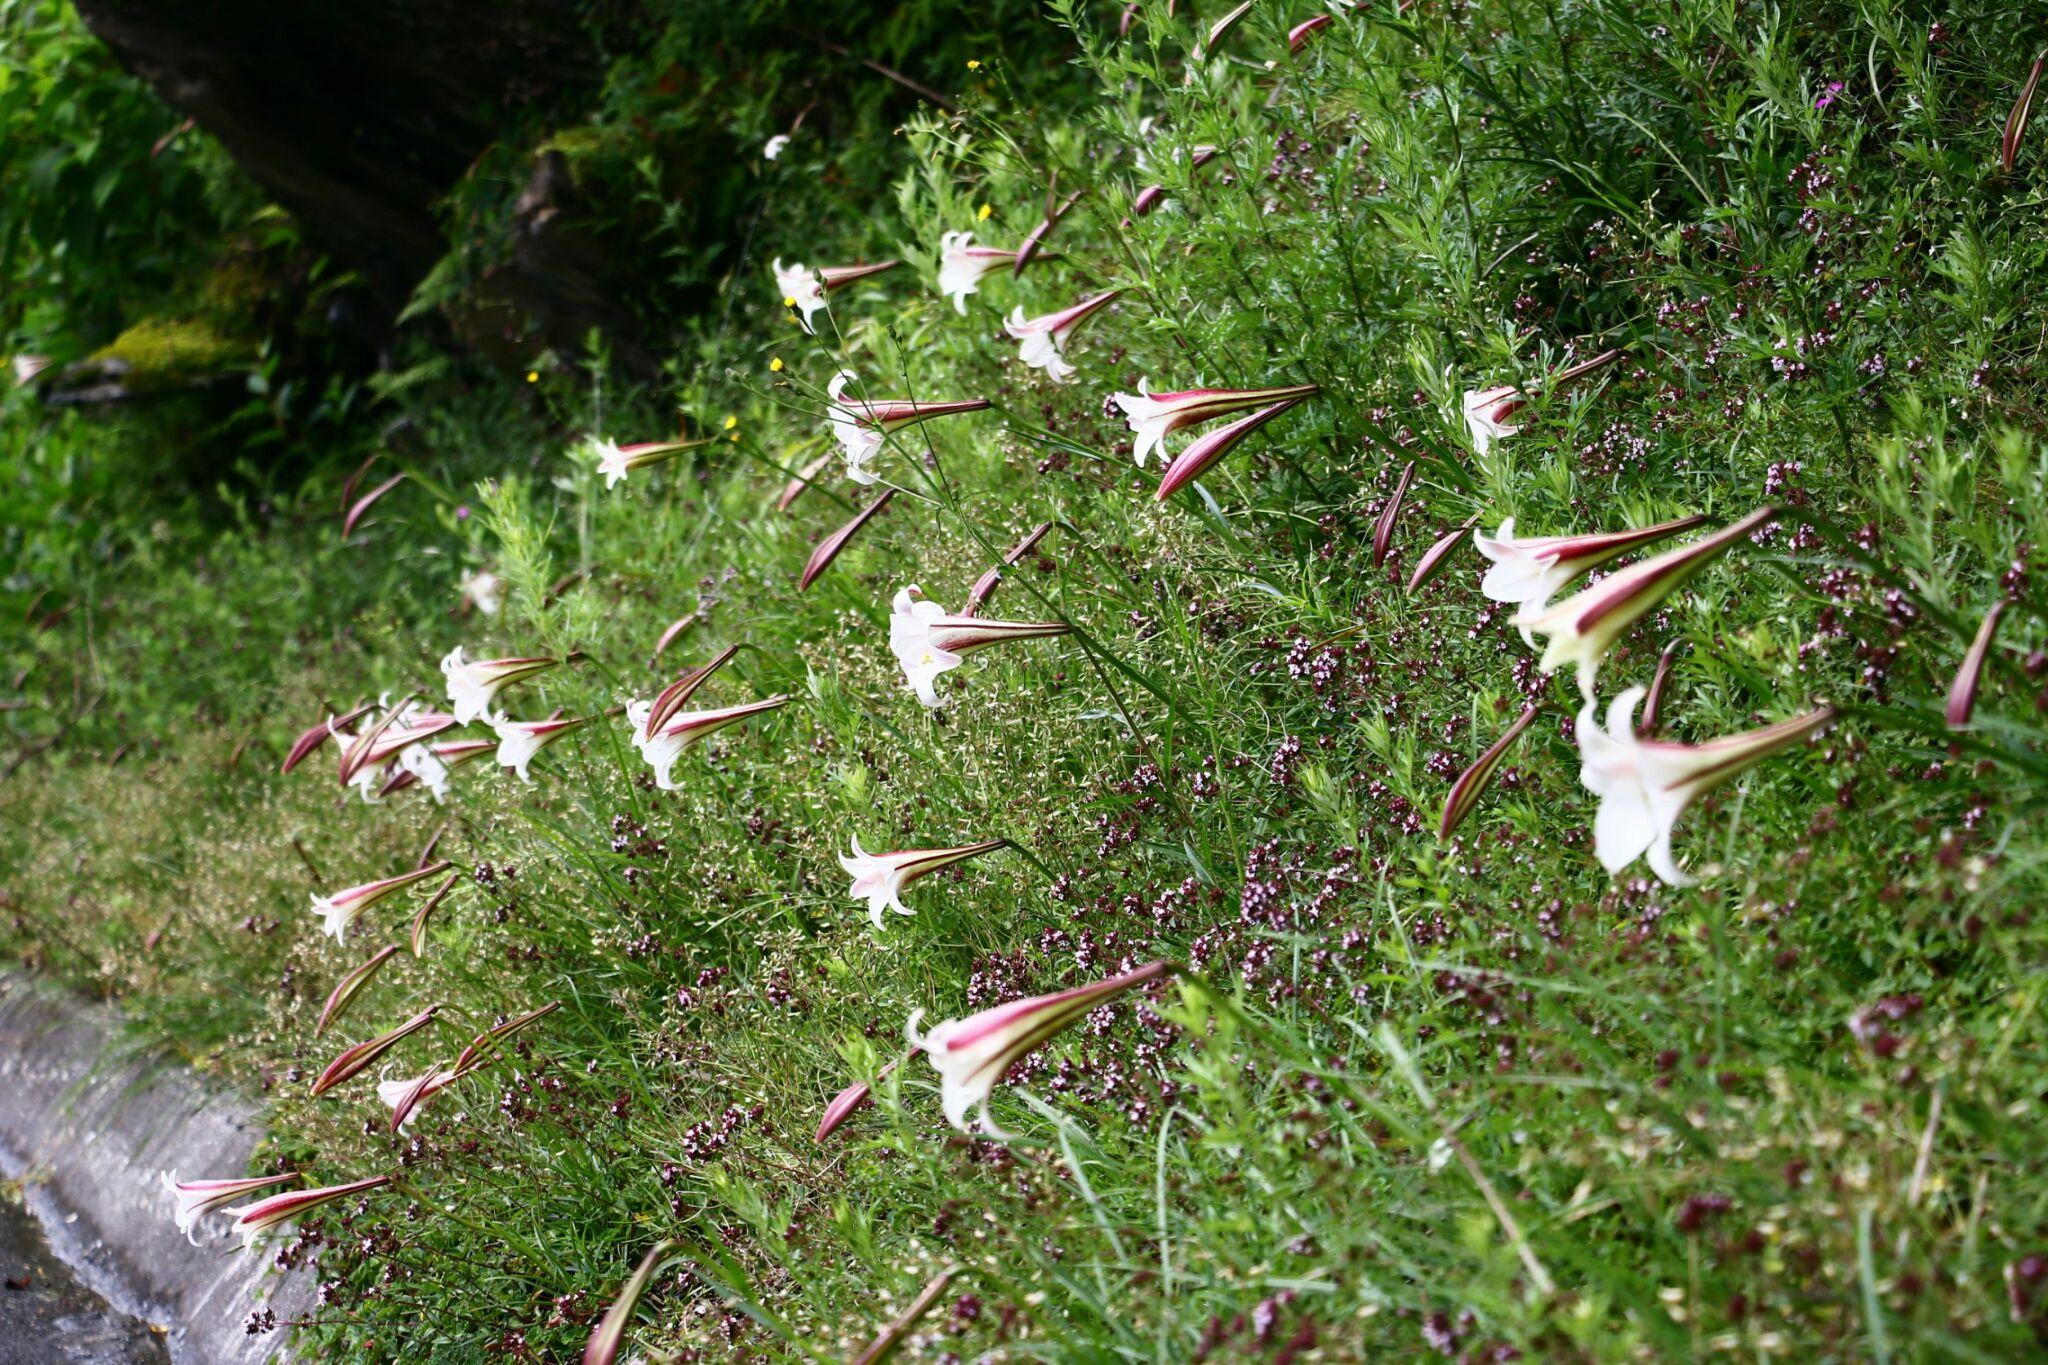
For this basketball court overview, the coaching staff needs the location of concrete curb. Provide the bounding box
[0,973,310,1364]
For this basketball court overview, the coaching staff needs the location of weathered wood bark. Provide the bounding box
[73,0,651,367]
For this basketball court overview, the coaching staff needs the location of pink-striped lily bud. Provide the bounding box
[816,1060,896,1142]
[441,647,560,725]
[1439,704,1540,840]
[223,1175,393,1252]
[852,1267,958,1365]
[2005,55,2044,174]
[1014,190,1081,276]
[1474,512,1707,613]
[623,694,791,789]
[315,942,403,1036]
[311,1005,439,1097]
[826,371,992,485]
[335,698,460,801]
[888,585,1069,708]
[310,861,454,943]
[341,473,405,539]
[584,1240,679,1365]
[1129,145,1220,219]
[490,715,593,785]
[775,449,837,514]
[160,1172,298,1246]
[451,1001,561,1075]
[1947,600,2007,729]
[1004,289,1121,384]
[840,837,1006,928]
[1372,461,1416,568]
[281,703,372,775]
[410,872,458,956]
[773,258,899,334]
[1408,518,1478,593]
[1288,13,1333,51]
[592,436,706,491]
[1517,506,1778,699]
[641,645,742,737]
[801,490,896,592]
[1154,393,1317,501]
[908,960,1174,1133]
[1202,0,1254,53]
[1113,379,1318,468]
[963,521,1055,617]
[1578,686,1834,886]
[1462,385,1524,457]
[379,1066,459,1132]
[1638,639,1686,737]
[937,230,1020,313]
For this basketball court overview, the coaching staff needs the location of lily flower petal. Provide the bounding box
[441,647,561,725]
[1154,393,1315,501]
[311,1005,440,1097]
[592,437,707,490]
[1113,379,1318,468]
[223,1175,393,1252]
[888,585,1069,708]
[1203,0,1255,52]
[907,961,1174,1133]
[1578,687,1835,886]
[490,714,593,784]
[1003,290,1121,384]
[801,491,896,592]
[840,836,1006,928]
[1517,506,1778,699]
[161,1171,298,1246]
[1439,705,1541,840]
[623,695,791,789]
[1474,512,1708,612]
[310,861,454,944]
[1462,385,1524,457]
[826,371,991,484]
[937,230,1020,312]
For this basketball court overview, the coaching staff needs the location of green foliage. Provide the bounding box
[9,1,2048,1362]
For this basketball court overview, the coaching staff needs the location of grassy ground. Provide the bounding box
[8,1,2048,1359]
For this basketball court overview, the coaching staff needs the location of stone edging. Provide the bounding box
[0,973,309,1363]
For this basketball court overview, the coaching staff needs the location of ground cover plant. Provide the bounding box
[8,0,2048,1360]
